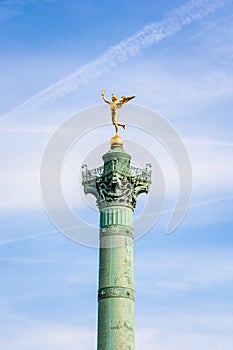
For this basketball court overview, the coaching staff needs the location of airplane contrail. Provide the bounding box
[183,138,233,147]
[0,195,232,246]
[0,230,56,246]
[1,0,232,120]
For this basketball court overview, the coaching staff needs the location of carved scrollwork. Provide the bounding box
[96,173,132,202]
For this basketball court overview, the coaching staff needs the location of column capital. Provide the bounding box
[82,146,151,210]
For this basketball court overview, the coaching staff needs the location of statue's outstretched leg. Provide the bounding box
[118,123,125,130]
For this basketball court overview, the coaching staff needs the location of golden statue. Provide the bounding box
[102,89,135,135]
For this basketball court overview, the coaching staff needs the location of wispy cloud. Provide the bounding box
[184,138,233,147]
[135,63,233,116]
[0,223,89,246]
[136,317,233,350]
[1,314,232,350]
[188,196,233,208]
[0,257,83,264]
[2,0,232,119]
[0,195,232,247]
[162,196,233,214]
[0,126,55,134]
[0,229,56,246]
[136,248,233,295]
[0,321,95,350]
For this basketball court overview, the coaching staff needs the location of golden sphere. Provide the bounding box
[110,134,123,147]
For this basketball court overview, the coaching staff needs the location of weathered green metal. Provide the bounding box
[82,144,151,350]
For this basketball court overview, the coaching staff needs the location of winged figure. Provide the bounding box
[101,89,135,135]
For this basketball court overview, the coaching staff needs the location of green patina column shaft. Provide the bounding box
[82,141,151,350]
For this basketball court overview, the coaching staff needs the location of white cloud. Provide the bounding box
[184,138,233,147]
[136,322,233,350]
[185,140,233,196]
[130,63,233,117]
[0,305,232,350]
[136,249,233,295]
[0,322,95,350]
[1,311,232,350]
[0,126,55,134]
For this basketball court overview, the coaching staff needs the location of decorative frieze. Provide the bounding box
[100,226,134,239]
[98,286,135,301]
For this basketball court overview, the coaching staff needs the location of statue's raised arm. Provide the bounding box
[101,89,135,135]
[101,89,110,104]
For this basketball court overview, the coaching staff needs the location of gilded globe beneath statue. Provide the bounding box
[110,134,123,147]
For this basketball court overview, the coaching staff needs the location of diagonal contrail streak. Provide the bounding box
[0,195,232,246]
[1,0,232,119]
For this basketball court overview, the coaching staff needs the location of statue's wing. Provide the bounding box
[116,95,135,108]
[120,95,135,103]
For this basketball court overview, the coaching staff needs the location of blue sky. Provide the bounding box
[0,0,233,349]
